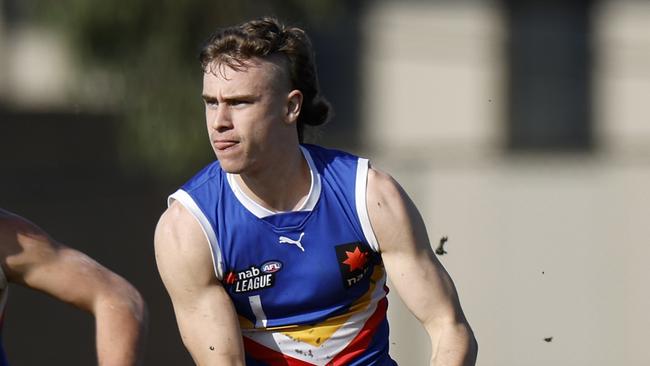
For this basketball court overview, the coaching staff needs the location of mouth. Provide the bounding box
[213,140,238,151]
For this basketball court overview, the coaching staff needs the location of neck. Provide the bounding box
[235,146,311,213]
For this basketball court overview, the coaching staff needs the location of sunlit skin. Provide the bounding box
[202,56,308,212]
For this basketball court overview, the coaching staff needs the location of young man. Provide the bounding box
[0,208,147,365]
[155,17,477,365]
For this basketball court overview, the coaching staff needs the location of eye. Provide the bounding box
[204,100,218,109]
[229,100,249,108]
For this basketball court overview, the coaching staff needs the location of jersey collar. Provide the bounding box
[226,146,321,218]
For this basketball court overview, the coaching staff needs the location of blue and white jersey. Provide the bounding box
[169,144,396,366]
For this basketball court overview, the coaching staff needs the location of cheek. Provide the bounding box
[205,110,217,128]
[238,110,265,135]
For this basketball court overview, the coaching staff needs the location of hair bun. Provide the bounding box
[304,97,331,127]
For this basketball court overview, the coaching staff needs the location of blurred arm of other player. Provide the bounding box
[367,167,478,366]
[155,201,245,366]
[0,209,148,366]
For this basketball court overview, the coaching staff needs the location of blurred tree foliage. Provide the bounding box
[32,0,347,179]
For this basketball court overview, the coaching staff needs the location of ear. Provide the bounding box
[285,90,303,125]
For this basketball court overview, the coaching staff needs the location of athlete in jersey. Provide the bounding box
[169,145,395,365]
[155,17,476,366]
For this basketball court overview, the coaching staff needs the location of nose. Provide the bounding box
[210,104,232,132]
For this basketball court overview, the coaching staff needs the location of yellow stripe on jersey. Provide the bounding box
[238,264,386,348]
[239,315,255,329]
[278,264,385,346]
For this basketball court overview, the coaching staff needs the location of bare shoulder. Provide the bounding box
[154,201,216,287]
[155,201,208,258]
[366,166,412,228]
[155,201,191,249]
[366,166,430,254]
[366,166,406,211]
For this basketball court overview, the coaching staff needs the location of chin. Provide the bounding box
[217,159,245,174]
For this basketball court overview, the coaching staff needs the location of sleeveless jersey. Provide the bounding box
[169,144,397,366]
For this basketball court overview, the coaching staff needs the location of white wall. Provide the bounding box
[361,1,650,365]
[595,1,650,154]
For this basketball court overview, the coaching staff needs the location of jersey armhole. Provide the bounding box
[168,189,224,280]
[355,158,380,252]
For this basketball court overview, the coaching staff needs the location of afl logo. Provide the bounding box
[261,261,282,273]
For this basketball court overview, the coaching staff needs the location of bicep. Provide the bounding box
[155,203,244,364]
[366,168,464,327]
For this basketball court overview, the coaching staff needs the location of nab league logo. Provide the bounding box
[224,260,283,293]
[335,242,372,289]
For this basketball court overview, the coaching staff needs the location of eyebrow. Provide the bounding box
[201,94,217,103]
[201,93,258,102]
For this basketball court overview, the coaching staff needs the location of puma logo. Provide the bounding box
[278,232,305,252]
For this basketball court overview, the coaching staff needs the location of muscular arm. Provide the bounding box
[0,210,147,366]
[366,168,477,366]
[154,201,245,366]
